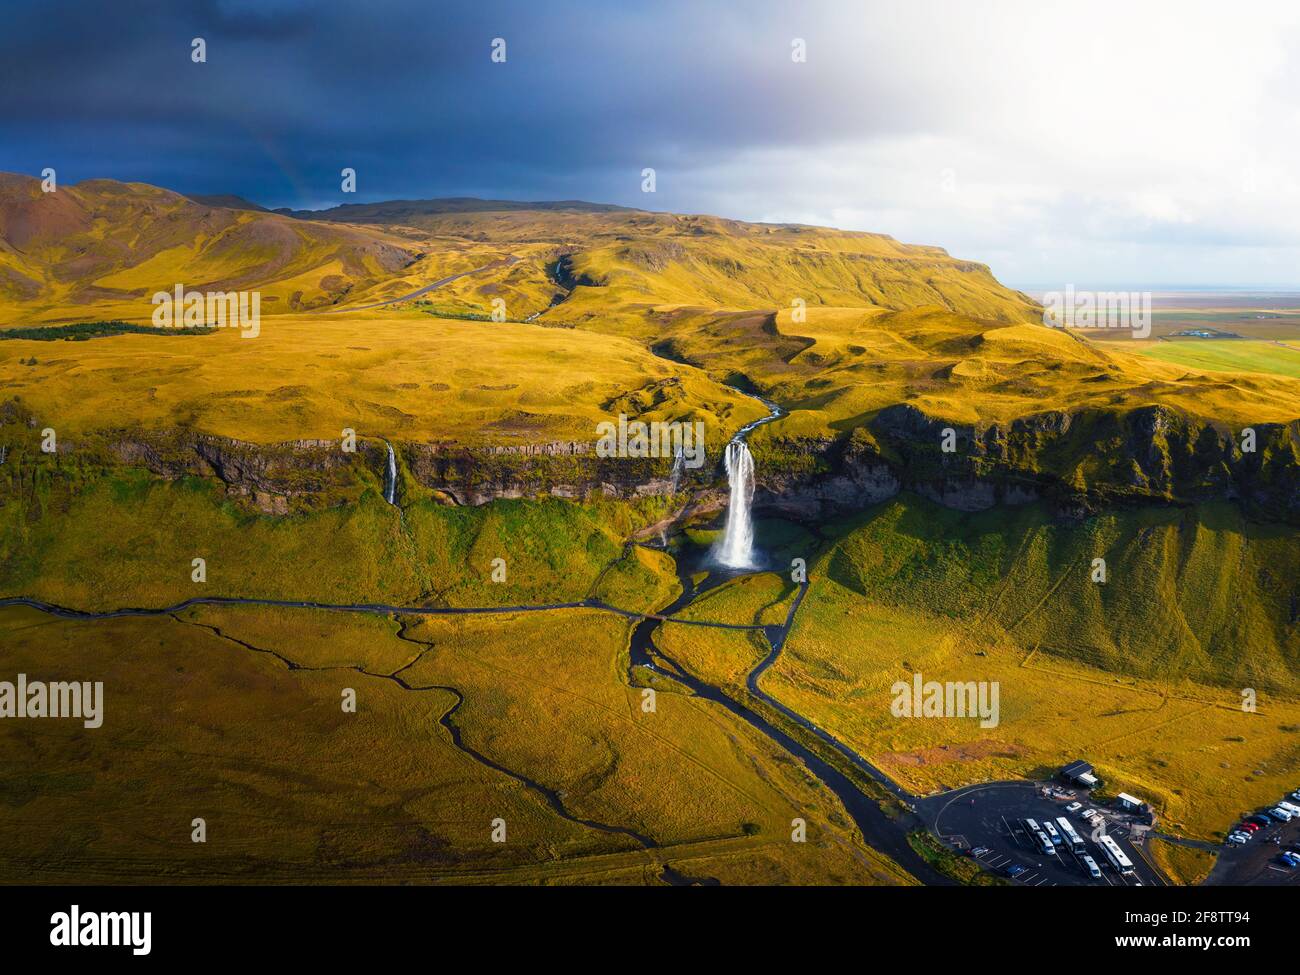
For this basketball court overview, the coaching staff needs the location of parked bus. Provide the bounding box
[1056,816,1086,854]
[1042,820,1064,847]
[1098,834,1135,875]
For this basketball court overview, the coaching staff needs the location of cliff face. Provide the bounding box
[401,441,677,505]
[862,403,1300,522]
[4,401,1297,523]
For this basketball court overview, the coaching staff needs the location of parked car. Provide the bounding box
[967,846,990,858]
[1227,832,1249,845]
[1277,800,1300,815]
[1269,807,1294,822]
[1082,854,1102,878]
[1081,808,1099,820]
[1005,863,1028,878]
[1245,815,1271,828]
[1065,801,1083,813]
[1277,852,1300,869]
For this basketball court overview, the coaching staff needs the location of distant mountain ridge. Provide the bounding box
[0,173,1037,325]
[285,196,641,220]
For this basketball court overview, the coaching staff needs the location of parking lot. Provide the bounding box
[1207,812,1300,885]
[919,781,1163,887]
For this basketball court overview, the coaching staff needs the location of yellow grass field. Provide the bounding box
[0,601,912,884]
[0,310,764,445]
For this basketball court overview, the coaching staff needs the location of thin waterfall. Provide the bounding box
[383,441,397,506]
[670,445,685,493]
[716,440,755,568]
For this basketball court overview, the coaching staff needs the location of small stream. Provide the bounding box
[0,388,948,884]
[624,389,951,885]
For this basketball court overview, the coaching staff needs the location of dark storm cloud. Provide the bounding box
[4,0,1298,284]
[0,0,926,209]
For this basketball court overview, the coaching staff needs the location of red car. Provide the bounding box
[1241,822,1262,832]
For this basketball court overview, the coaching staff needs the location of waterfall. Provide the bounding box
[670,445,685,493]
[383,441,397,506]
[716,440,755,569]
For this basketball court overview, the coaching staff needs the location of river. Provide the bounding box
[0,389,951,885]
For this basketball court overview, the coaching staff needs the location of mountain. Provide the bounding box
[183,193,271,212]
[285,195,1040,326]
[0,173,420,321]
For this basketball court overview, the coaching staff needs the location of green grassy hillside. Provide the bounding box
[823,496,1299,690]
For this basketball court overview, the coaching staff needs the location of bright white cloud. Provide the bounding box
[664,0,1300,285]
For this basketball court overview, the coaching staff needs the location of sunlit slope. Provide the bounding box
[291,197,1039,327]
[556,228,1037,329]
[733,307,1300,442]
[5,179,1297,455]
[0,173,420,323]
[0,311,764,443]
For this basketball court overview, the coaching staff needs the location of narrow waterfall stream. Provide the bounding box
[669,445,686,494]
[383,441,398,506]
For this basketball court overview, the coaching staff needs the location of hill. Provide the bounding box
[0,173,421,322]
[0,177,1296,520]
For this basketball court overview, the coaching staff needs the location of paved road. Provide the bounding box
[321,255,520,312]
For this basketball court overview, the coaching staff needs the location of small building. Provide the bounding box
[1060,760,1100,789]
[1116,792,1143,811]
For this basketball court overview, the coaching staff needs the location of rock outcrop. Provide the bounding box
[3,399,1296,523]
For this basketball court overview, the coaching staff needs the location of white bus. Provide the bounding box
[1098,834,1135,875]
[1042,820,1064,847]
[1056,816,1086,854]
[1020,819,1054,854]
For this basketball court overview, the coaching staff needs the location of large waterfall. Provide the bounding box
[716,440,756,569]
[383,441,397,506]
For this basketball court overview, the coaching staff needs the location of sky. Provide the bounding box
[3,0,1300,287]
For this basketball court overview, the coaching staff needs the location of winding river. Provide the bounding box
[0,389,948,885]
[625,390,950,885]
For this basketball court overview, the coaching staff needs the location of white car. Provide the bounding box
[1227,832,1249,845]
[1269,806,1293,821]
[1065,801,1083,813]
[1082,854,1102,877]
[1290,790,1300,802]
[1081,808,1099,820]
[1278,800,1300,815]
